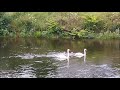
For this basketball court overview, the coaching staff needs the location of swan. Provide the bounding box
[54,49,70,61]
[74,49,87,58]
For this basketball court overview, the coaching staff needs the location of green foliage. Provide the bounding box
[34,31,42,38]
[83,15,105,33]
[97,29,120,39]
[46,19,64,37]
[0,12,120,39]
[0,13,13,36]
[77,30,95,39]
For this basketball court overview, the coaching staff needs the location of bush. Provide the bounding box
[34,31,42,38]
[83,15,105,33]
[46,19,63,36]
[0,13,13,36]
[76,30,95,39]
[0,12,120,39]
[97,30,120,39]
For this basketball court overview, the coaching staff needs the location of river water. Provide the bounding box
[0,37,120,78]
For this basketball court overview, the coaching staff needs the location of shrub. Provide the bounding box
[34,31,42,38]
[97,30,120,39]
[76,30,95,39]
[83,15,105,33]
[46,19,63,36]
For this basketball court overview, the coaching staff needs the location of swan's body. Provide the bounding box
[74,49,87,58]
[54,49,70,61]
[74,53,84,58]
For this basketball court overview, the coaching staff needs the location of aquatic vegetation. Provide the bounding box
[97,30,120,39]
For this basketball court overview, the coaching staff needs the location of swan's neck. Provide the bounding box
[84,55,86,63]
[67,50,69,59]
[84,50,86,56]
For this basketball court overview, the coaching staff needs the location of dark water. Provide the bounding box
[0,37,120,78]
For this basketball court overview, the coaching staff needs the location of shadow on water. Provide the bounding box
[0,37,120,78]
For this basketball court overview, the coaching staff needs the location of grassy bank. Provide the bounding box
[0,12,120,39]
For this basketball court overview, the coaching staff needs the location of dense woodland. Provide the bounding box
[0,12,120,39]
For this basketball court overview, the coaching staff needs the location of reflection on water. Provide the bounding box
[0,37,120,78]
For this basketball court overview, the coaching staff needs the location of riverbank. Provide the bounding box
[0,12,120,39]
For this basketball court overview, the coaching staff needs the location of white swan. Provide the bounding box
[74,49,87,58]
[54,49,70,61]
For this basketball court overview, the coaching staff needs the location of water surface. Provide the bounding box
[0,37,120,78]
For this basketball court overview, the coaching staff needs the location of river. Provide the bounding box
[0,37,120,78]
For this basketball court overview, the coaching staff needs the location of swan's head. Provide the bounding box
[67,49,70,52]
[84,49,87,52]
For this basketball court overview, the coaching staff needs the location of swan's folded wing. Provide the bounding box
[74,52,84,58]
[75,52,84,56]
